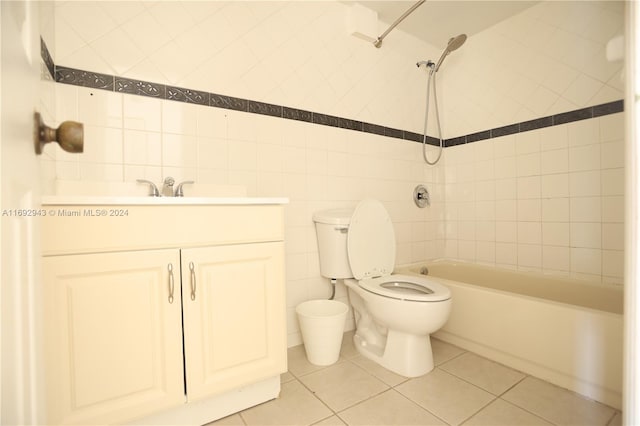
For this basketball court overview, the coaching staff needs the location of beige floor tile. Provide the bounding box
[432,337,466,366]
[298,361,389,412]
[206,413,245,425]
[338,389,446,425]
[608,411,622,426]
[396,368,495,426]
[287,344,332,377]
[502,377,616,426]
[348,355,408,387]
[281,371,295,383]
[240,380,332,426]
[313,415,346,425]
[440,352,526,395]
[464,399,553,425]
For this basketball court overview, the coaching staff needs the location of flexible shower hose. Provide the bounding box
[422,69,444,165]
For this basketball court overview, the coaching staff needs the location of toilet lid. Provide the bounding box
[347,199,395,280]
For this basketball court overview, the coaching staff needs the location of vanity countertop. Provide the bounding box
[41,196,289,206]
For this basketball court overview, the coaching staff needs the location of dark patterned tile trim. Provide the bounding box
[40,37,55,79]
[445,136,467,147]
[404,131,423,143]
[553,106,592,125]
[491,123,520,138]
[443,100,624,147]
[363,122,385,136]
[467,130,491,143]
[593,100,624,117]
[520,116,553,132]
[115,77,165,98]
[313,113,339,127]
[167,86,208,105]
[384,127,403,139]
[51,65,624,148]
[248,100,282,117]
[210,93,247,111]
[338,117,363,131]
[55,66,114,90]
[283,107,312,122]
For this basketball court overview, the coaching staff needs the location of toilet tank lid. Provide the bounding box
[313,208,353,225]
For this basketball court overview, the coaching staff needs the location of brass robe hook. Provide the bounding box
[34,112,84,155]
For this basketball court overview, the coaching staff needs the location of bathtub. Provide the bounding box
[398,260,624,409]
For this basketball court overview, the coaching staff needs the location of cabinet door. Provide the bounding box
[181,242,287,401]
[43,250,185,425]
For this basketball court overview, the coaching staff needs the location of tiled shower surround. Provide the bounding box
[41,1,626,345]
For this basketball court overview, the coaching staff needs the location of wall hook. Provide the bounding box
[34,112,84,155]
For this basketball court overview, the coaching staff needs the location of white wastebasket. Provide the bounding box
[296,300,348,366]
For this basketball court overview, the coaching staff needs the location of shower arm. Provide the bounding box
[373,0,426,48]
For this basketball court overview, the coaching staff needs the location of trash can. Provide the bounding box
[296,300,348,366]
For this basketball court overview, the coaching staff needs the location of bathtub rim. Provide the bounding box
[397,259,623,316]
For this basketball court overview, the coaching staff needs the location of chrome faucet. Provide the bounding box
[174,180,194,197]
[162,177,175,197]
[136,179,160,197]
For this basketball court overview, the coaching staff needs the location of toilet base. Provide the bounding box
[353,329,434,377]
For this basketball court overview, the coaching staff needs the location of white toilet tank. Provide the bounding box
[313,208,354,279]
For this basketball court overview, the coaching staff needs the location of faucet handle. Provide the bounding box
[174,181,195,197]
[136,179,160,197]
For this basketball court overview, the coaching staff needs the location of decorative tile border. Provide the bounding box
[40,38,623,149]
[443,100,624,148]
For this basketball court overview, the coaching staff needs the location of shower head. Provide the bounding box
[433,34,467,73]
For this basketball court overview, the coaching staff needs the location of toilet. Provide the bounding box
[313,199,451,377]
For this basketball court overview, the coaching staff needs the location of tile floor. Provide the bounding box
[210,332,622,426]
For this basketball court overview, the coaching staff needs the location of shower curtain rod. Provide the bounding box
[373,0,426,48]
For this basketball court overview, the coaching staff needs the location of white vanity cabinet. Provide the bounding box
[41,201,287,425]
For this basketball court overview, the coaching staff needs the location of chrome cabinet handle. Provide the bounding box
[189,261,196,301]
[167,263,175,304]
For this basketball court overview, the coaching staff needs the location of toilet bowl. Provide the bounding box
[313,199,451,377]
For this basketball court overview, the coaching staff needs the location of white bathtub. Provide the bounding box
[398,260,624,409]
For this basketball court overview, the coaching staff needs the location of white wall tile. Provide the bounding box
[602,223,624,250]
[541,173,569,198]
[570,197,602,222]
[518,244,542,269]
[570,222,602,248]
[542,198,570,222]
[601,168,624,196]
[162,101,198,135]
[569,144,601,172]
[571,248,602,275]
[123,95,161,131]
[542,245,570,272]
[540,148,568,174]
[543,223,570,246]
[77,88,122,128]
[569,171,601,197]
[568,117,599,147]
[162,134,198,167]
[496,242,517,266]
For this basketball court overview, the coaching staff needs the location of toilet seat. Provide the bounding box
[347,199,450,303]
[359,274,451,302]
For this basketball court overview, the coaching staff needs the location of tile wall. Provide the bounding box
[442,113,625,284]
[41,1,626,345]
